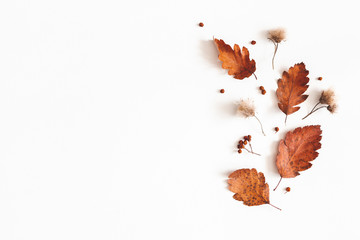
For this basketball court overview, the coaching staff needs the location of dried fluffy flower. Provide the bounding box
[319,89,335,106]
[327,104,337,113]
[268,29,286,43]
[238,99,255,118]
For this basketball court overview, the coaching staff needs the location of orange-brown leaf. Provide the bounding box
[214,38,256,80]
[228,168,269,206]
[276,63,309,122]
[276,125,322,178]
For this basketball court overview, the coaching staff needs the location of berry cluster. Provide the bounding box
[259,86,266,95]
[237,135,260,156]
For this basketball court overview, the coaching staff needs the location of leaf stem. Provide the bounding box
[254,115,266,136]
[273,177,282,191]
[253,73,258,80]
[268,203,282,211]
[284,115,288,125]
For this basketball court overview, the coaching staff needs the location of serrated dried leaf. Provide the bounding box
[214,38,256,80]
[228,168,280,210]
[274,125,322,190]
[276,63,309,123]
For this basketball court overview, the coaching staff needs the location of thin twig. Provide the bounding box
[254,115,266,136]
[253,73,258,80]
[268,203,282,211]
[272,42,279,70]
[243,147,261,156]
[249,142,254,153]
[302,103,327,120]
[273,177,282,191]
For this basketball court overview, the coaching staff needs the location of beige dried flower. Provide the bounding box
[303,89,337,120]
[237,99,265,136]
[268,29,286,43]
[327,104,337,113]
[319,89,335,106]
[268,28,286,70]
[237,99,255,118]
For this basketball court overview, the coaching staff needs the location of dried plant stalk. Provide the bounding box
[237,99,266,136]
[268,28,286,70]
[303,89,337,120]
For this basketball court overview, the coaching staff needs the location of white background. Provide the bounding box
[0,0,359,239]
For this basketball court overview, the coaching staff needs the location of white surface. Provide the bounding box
[0,0,359,239]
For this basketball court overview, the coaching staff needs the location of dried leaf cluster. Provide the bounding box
[209,27,336,210]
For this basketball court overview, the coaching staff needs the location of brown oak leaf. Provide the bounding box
[228,168,281,210]
[276,62,309,124]
[214,38,256,80]
[274,125,322,190]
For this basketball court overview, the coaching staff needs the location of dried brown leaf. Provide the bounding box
[214,38,256,80]
[274,125,322,190]
[228,168,280,210]
[276,63,309,123]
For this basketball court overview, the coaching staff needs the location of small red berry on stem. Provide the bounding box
[318,77,322,81]
[199,22,204,27]
[275,127,279,132]
[220,89,225,93]
[238,149,242,154]
[250,40,256,45]
[259,86,264,91]
[261,89,266,95]
[285,187,291,192]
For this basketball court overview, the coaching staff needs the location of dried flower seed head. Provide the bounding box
[327,104,337,113]
[319,89,336,106]
[237,99,255,118]
[237,99,265,136]
[268,28,286,70]
[303,89,337,120]
[268,28,286,43]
